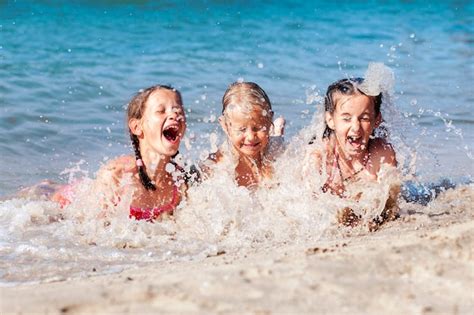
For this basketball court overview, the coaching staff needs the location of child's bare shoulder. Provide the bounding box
[92,156,135,209]
[370,138,396,166]
[370,138,395,153]
[310,137,331,160]
[97,155,135,181]
[310,148,323,163]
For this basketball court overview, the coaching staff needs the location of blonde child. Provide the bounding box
[203,82,285,189]
[51,84,188,221]
[308,77,398,228]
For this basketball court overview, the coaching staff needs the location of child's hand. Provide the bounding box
[337,207,361,227]
[272,116,285,136]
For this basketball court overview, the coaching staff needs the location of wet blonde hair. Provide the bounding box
[222,82,274,123]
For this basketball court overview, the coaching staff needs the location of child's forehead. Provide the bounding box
[334,93,375,113]
[225,103,269,116]
[147,89,182,107]
[225,104,270,123]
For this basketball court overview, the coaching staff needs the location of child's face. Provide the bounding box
[326,93,380,158]
[130,89,186,156]
[221,106,272,159]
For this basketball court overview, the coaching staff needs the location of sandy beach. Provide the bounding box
[2,2,473,315]
[1,185,473,315]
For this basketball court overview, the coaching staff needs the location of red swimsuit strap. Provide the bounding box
[129,185,180,221]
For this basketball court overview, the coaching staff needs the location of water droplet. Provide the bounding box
[165,163,176,173]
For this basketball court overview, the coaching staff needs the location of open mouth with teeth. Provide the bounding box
[163,125,181,143]
[347,136,365,150]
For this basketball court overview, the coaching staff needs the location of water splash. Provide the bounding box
[1,61,472,285]
[359,62,395,97]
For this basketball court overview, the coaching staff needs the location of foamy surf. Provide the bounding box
[1,145,470,286]
[2,61,473,288]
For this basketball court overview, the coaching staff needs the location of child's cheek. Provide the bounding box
[260,131,270,138]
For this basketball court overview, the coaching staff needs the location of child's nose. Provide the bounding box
[246,130,257,140]
[168,109,181,120]
[351,119,361,132]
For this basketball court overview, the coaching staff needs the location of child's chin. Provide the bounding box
[241,150,262,158]
[161,146,180,157]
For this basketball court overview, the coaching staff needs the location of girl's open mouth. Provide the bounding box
[347,136,364,149]
[163,125,180,143]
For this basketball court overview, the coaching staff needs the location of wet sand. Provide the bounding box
[1,185,473,315]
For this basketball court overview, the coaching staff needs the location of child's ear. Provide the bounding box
[325,112,335,130]
[218,116,229,135]
[128,118,143,136]
[375,113,382,128]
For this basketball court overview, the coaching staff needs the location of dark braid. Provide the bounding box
[130,133,156,191]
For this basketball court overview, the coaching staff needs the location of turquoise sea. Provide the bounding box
[1,1,473,195]
[0,1,473,285]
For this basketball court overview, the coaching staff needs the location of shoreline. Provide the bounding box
[1,186,473,314]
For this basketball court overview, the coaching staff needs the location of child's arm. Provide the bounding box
[304,137,344,196]
[198,150,223,178]
[94,156,133,210]
[302,148,324,191]
[271,116,285,137]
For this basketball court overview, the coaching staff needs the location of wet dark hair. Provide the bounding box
[322,77,382,138]
[127,84,182,191]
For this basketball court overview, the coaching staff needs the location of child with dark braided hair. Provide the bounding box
[51,85,188,221]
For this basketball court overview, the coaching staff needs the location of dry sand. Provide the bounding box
[1,185,473,315]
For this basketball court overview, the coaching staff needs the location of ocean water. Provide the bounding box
[0,1,473,284]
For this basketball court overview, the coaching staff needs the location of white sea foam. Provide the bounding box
[0,64,471,285]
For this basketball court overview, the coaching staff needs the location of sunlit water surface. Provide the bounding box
[0,1,473,284]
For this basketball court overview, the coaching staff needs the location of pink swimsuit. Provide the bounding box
[129,185,180,221]
[53,182,181,222]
